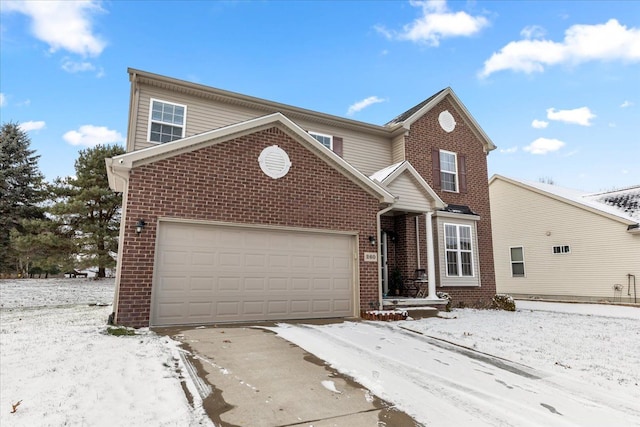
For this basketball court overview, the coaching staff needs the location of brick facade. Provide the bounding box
[404,97,497,307]
[116,126,382,327]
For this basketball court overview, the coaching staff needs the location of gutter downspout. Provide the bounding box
[377,205,394,309]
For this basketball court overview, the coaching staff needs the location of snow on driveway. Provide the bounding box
[272,302,640,426]
[0,279,212,427]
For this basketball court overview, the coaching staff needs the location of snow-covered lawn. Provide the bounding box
[0,278,212,427]
[2,278,639,426]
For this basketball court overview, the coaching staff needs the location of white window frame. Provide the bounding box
[444,223,474,277]
[309,131,333,150]
[148,98,187,143]
[552,245,571,254]
[439,150,458,192]
[510,246,525,277]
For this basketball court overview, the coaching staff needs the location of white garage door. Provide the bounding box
[151,222,356,326]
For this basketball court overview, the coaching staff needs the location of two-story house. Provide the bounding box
[106,69,497,327]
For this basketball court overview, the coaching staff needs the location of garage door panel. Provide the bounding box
[152,223,355,326]
[245,277,266,291]
[218,277,241,291]
[158,276,187,292]
[192,251,215,266]
[268,277,288,290]
[188,302,213,317]
[189,277,214,292]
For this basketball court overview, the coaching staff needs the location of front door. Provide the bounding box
[381,231,389,295]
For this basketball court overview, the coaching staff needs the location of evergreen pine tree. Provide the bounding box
[0,122,46,275]
[51,144,125,277]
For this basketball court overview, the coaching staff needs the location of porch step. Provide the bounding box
[404,306,439,319]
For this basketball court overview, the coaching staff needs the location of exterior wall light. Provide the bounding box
[369,235,376,246]
[135,219,146,234]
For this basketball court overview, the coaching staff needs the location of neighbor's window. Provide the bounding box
[148,99,186,143]
[444,223,474,277]
[510,247,525,277]
[309,132,332,149]
[552,245,571,254]
[440,150,458,192]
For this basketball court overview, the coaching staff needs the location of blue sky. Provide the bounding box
[1,0,638,192]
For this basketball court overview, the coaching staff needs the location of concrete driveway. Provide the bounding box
[160,324,419,427]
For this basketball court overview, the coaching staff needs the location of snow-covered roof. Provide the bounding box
[584,186,640,222]
[369,161,405,182]
[491,175,640,227]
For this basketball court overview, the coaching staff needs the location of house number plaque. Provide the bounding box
[364,252,378,262]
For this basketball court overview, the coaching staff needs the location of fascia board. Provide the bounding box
[382,162,447,209]
[402,88,497,153]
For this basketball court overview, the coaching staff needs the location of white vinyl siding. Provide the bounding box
[133,85,393,174]
[490,178,640,303]
[440,150,458,192]
[391,133,406,163]
[386,173,433,212]
[148,99,186,143]
[510,246,525,277]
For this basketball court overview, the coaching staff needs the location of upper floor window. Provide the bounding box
[440,150,458,192]
[148,99,186,143]
[309,132,332,150]
[552,245,571,254]
[510,246,525,277]
[444,223,474,277]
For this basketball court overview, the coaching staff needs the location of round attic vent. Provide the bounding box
[438,110,456,133]
[258,145,291,179]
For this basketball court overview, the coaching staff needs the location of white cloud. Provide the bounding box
[18,121,46,132]
[347,96,386,116]
[546,107,596,126]
[479,19,640,78]
[531,119,548,129]
[2,0,106,57]
[620,100,634,108]
[61,59,95,73]
[0,93,6,107]
[523,137,565,154]
[375,0,489,46]
[63,125,124,147]
[520,25,546,40]
[499,146,518,154]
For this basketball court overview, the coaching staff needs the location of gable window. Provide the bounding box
[439,150,458,192]
[444,223,474,277]
[148,99,186,143]
[309,132,332,150]
[552,245,571,254]
[510,246,525,277]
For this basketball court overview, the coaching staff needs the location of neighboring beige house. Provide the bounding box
[490,175,639,304]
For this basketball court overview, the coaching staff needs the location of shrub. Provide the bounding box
[492,294,516,311]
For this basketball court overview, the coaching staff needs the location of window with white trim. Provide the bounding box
[510,246,525,277]
[444,223,474,277]
[148,99,186,143]
[440,150,458,192]
[552,245,571,254]
[309,132,332,149]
